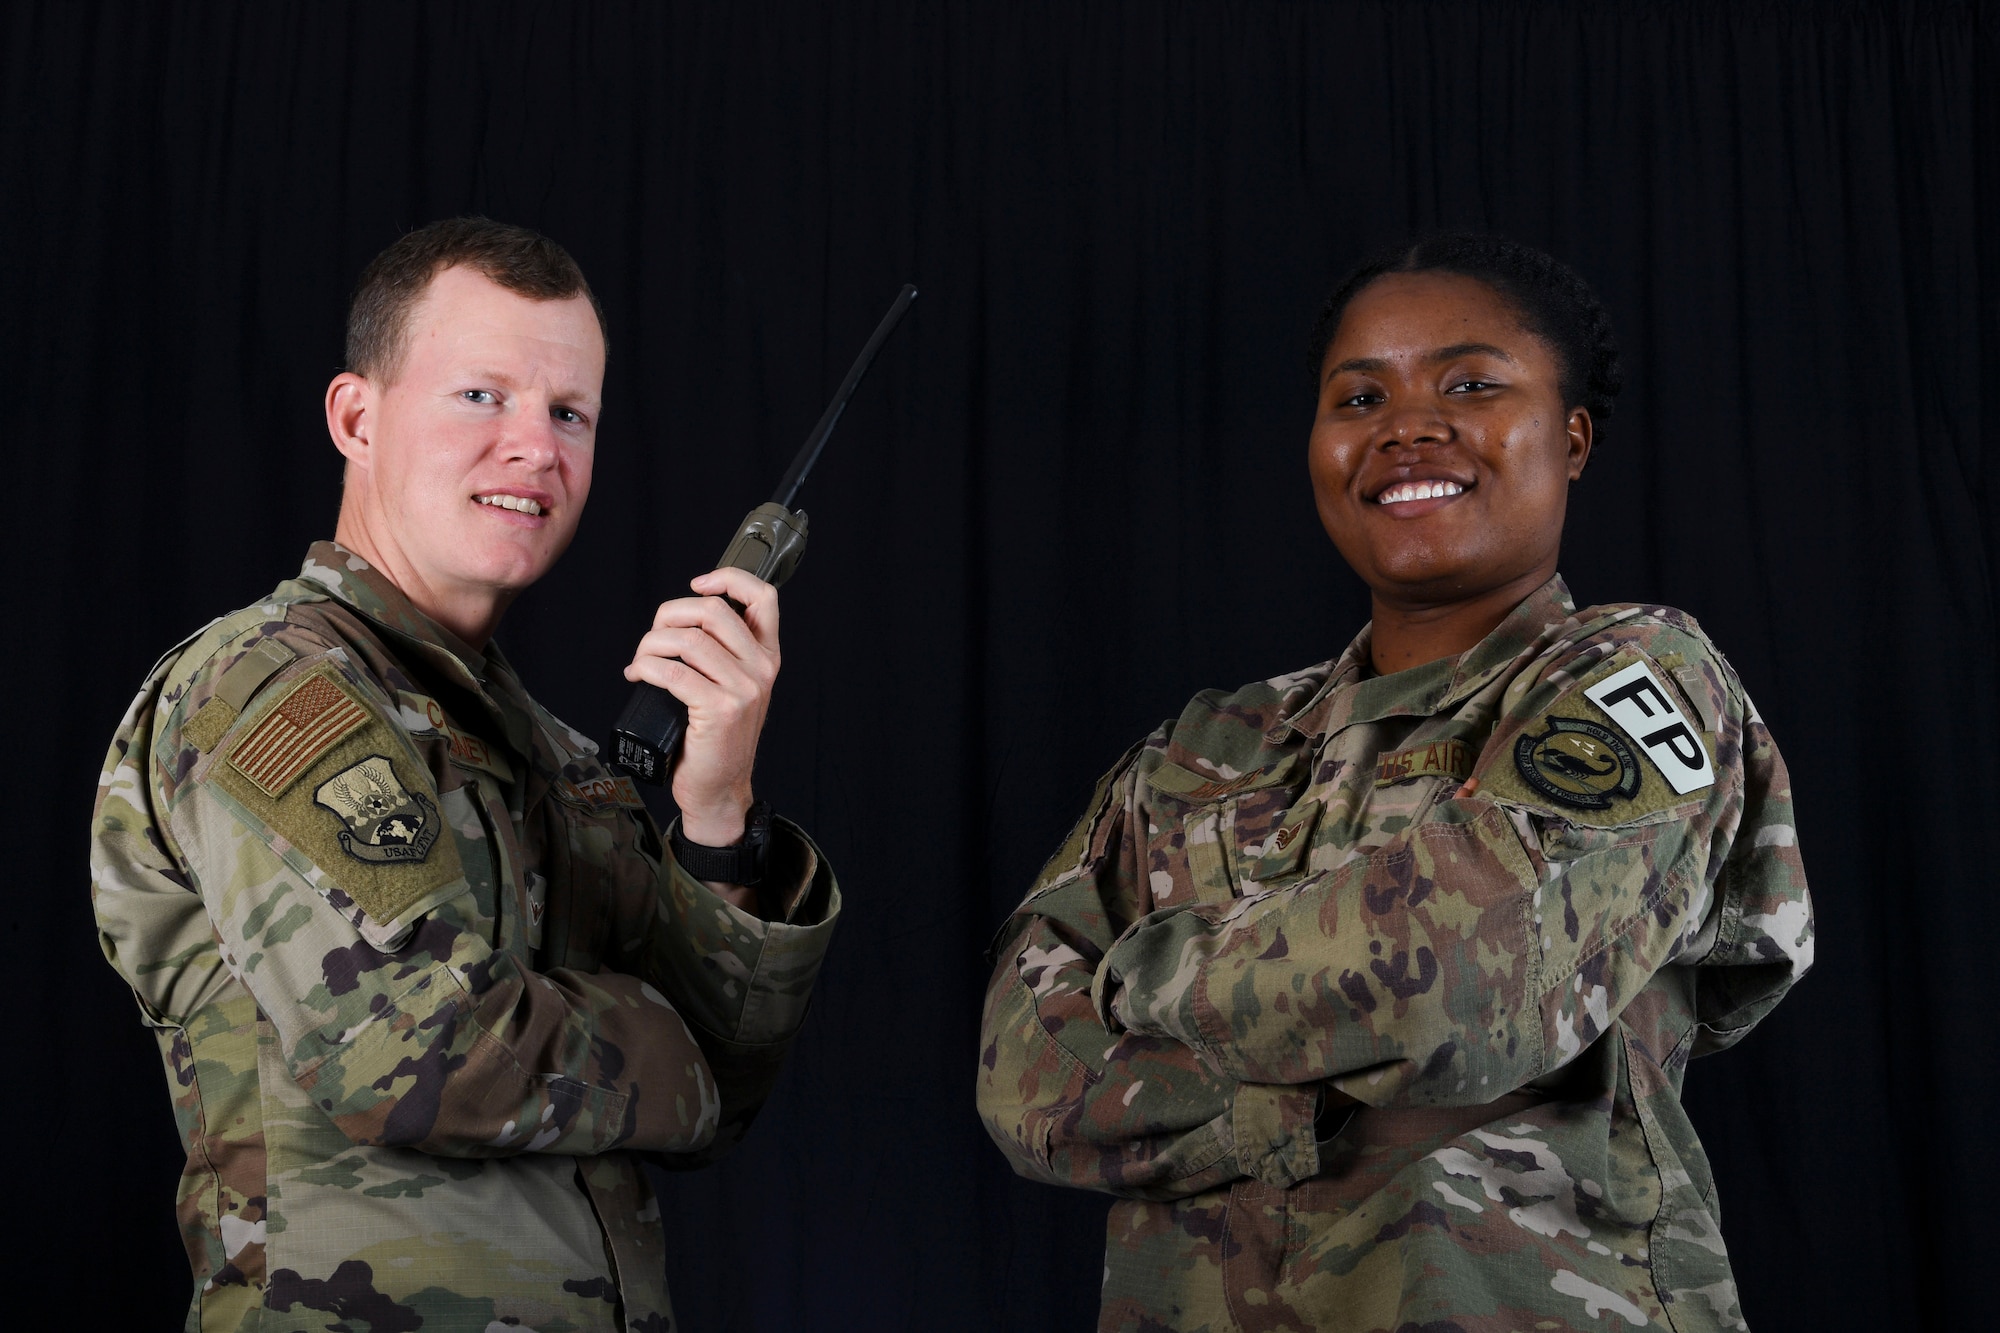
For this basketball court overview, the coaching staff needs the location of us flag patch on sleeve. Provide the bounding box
[229,665,370,797]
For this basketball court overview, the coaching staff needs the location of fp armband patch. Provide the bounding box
[1484,650,1717,825]
[1584,660,1715,795]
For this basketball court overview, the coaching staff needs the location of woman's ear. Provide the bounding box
[1566,407,1594,480]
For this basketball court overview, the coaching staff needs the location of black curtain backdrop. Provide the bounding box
[7,2,1994,1328]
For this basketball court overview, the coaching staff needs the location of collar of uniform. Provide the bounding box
[296,542,541,791]
[1272,574,1577,740]
[1436,574,1577,708]
[297,541,493,689]
[474,641,541,765]
[299,541,489,673]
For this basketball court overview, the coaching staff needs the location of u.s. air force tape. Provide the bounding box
[1583,660,1715,794]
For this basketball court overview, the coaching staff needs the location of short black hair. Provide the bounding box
[346,217,607,381]
[1306,233,1622,438]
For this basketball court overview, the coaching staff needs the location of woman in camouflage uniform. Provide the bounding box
[978,235,1813,1333]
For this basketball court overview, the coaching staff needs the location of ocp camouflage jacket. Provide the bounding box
[978,576,1811,1333]
[93,541,839,1333]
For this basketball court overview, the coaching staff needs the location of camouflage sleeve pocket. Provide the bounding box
[1018,737,1152,910]
[195,658,466,951]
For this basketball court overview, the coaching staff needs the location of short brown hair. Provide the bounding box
[344,217,607,380]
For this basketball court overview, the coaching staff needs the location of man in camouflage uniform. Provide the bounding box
[92,219,838,1331]
[977,240,1812,1331]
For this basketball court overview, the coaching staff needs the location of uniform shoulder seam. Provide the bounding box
[1574,600,1706,638]
[1565,602,1721,664]
[1176,661,1335,734]
[160,604,291,697]
[170,606,339,691]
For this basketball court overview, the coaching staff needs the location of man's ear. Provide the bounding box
[326,372,374,467]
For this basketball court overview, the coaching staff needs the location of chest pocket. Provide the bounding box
[1143,754,1307,906]
[1233,797,1320,893]
[1344,769,1453,860]
[1298,730,1479,874]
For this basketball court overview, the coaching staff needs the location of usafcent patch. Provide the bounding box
[314,755,440,864]
[1513,717,1641,810]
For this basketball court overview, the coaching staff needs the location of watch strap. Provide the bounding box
[670,800,771,887]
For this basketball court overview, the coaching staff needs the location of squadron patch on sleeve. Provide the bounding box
[314,755,440,864]
[1480,648,1720,827]
[1513,717,1641,810]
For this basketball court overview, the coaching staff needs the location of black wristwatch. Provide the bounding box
[670,800,772,887]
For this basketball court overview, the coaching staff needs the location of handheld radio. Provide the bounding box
[608,283,918,783]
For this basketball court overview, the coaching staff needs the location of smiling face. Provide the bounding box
[1308,270,1592,617]
[326,264,606,644]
